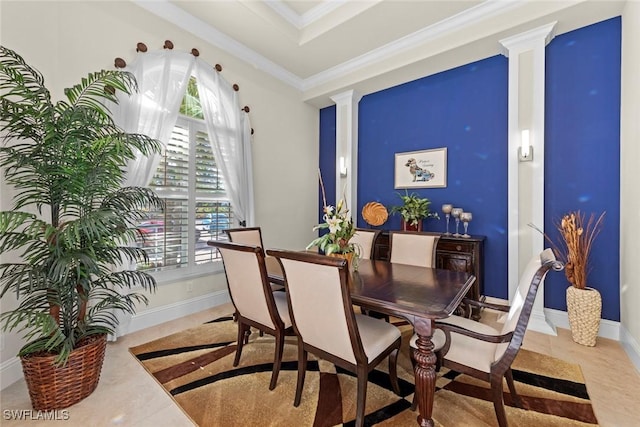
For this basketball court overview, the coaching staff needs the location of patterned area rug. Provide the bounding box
[130,315,598,426]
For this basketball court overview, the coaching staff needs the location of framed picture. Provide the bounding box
[394,147,447,189]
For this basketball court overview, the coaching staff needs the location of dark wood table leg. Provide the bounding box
[412,318,437,427]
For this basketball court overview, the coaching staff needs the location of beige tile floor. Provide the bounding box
[1,302,639,426]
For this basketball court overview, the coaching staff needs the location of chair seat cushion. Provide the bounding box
[410,315,500,373]
[272,291,292,328]
[355,313,401,362]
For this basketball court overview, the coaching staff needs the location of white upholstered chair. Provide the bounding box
[267,249,401,427]
[410,248,563,426]
[208,241,292,390]
[349,228,380,260]
[224,226,264,248]
[389,231,440,267]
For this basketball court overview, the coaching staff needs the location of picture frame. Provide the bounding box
[394,147,447,189]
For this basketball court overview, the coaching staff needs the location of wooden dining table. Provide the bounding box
[265,256,475,427]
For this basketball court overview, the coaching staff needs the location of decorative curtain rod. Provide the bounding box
[116,40,222,78]
[113,40,255,136]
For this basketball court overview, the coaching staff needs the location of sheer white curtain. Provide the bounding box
[109,51,255,338]
[114,51,254,223]
[194,61,255,226]
[240,112,255,226]
[110,51,194,339]
[114,50,195,187]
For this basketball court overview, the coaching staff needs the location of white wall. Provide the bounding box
[0,0,319,376]
[620,1,640,367]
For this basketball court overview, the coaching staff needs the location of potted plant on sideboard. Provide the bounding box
[389,190,439,232]
[0,46,163,409]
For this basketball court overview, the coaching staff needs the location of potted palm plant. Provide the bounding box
[389,190,438,231]
[0,46,163,409]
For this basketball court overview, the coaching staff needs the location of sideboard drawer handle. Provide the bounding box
[456,245,462,251]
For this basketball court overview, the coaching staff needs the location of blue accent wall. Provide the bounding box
[360,55,509,299]
[318,17,621,321]
[319,106,337,219]
[544,17,621,321]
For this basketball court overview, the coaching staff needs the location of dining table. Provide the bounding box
[265,256,476,427]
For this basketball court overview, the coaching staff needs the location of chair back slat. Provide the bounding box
[389,232,439,267]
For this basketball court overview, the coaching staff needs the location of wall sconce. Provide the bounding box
[339,156,348,177]
[518,129,533,162]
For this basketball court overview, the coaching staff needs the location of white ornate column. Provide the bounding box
[330,90,362,219]
[500,23,557,335]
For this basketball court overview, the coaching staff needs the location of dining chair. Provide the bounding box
[350,229,387,319]
[389,231,440,267]
[350,228,381,260]
[409,248,564,426]
[266,249,402,427]
[208,240,293,390]
[224,226,264,248]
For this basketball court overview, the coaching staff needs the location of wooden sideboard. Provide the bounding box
[373,231,485,320]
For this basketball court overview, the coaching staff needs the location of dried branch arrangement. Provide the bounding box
[539,211,606,289]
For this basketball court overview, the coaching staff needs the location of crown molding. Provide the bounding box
[132,0,583,97]
[300,0,349,27]
[264,0,348,29]
[133,0,304,90]
[263,0,304,29]
[301,0,524,90]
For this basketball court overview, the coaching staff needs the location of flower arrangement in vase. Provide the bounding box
[532,211,606,346]
[307,172,357,267]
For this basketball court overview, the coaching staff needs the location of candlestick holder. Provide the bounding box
[442,204,453,235]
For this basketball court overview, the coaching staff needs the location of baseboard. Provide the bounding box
[528,309,558,336]
[485,297,622,341]
[0,290,231,391]
[620,325,640,373]
[543,308,620,341]
[0,356,23,391]
[125,290,231,335]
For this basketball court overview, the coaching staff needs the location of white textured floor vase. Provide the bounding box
[566,286,602,346]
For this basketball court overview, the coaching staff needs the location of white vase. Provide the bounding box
[566,286,602,347]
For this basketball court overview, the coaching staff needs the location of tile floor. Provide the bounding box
[1,302,639,426]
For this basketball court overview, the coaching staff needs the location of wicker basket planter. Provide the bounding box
[20,334,107,410]
[566,286,601,347]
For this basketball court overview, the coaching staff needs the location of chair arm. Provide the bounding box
[462,298,510,313]
[436,322,512,343]
[435,321,513,359]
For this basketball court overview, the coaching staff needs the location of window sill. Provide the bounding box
[150,260,225,286]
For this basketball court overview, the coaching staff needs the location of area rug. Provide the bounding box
[130,315,598,426]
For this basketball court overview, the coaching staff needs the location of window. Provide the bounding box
[137,79,233,275]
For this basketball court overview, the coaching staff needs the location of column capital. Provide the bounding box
[499,21,557,56]
[330,89,362,105]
